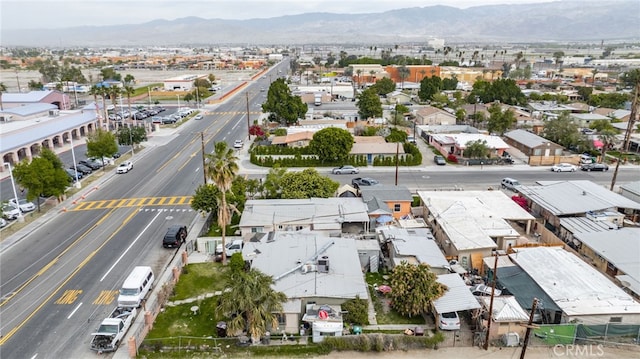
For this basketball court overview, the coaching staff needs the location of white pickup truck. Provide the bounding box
[90,306,137,353]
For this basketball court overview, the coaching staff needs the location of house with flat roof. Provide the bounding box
[243,232,369,335]
[476,296,530,341]
[377,227,450,273]
[509,247,640,324]
[517,180,640,231]
[238,198,370,237]
[417,190,535,271]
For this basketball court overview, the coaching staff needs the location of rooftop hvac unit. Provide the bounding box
[301,264,317,274]
[317,256,330,273]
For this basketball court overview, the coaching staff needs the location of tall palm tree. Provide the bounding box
[205,142,239,265]
[0,82,7,111]
[123,85,135,125]
[598,129,618,163]
[89,85,103,128]
[217,268,286,342]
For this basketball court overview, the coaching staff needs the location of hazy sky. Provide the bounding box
[2,0,559,30]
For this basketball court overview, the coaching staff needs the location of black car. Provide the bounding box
[79,160,101,170]
[72,164,92,175]
[581,163,609,172]
[162,116,177,124]
[112,152,122,159]
[163,224,188,248]
[65,168,83,180]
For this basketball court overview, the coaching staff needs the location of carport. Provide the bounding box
[433,273,482,316]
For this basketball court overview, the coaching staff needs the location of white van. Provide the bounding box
[118,266,154,308]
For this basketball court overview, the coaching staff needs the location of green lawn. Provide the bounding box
[172,263,227,300]
[365,273,426,325]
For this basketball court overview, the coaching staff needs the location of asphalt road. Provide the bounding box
[0,64,288,358]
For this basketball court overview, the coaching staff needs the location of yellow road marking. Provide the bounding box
[54,290,83,305]
[93,290,119,305]
[69,196,192,211]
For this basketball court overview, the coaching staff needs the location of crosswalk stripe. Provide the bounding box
[68,196,193,211]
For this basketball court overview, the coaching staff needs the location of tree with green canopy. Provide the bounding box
[308,127,354,163]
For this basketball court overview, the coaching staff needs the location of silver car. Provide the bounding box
[551,163,577,172]
[9,198,35,213]
[332,165,359,174]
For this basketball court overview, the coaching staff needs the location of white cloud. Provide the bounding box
[1,0,558,29]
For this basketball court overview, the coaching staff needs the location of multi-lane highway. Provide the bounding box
[0,64,284,358]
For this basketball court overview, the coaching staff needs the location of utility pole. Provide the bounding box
[520,298,539,359]
[394,142,399,186]
[201,132,207,185]
[610,80,639,191]
[246,91,251,140]
[484,252,499,350]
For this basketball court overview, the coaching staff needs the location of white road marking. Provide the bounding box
[67,302,83,319]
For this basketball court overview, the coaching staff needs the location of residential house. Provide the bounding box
[417,190,535,271]
[238,198,371,237]
[570,113,611,128]
[476,296,530,341]
[508,247,640,324]
[428,133,510,159]
[432,273,482,321]
[414,106,456,126]
[271,131,315,147]
[243,232,369,336]
[351,136,405,165]
[516,180,640,232]
[378,227,450,273]
[354,239,382,272]
[359,185,413,220]
[619,181,640,204]
[503,129,564,166]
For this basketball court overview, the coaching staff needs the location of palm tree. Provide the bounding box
[0,82,7,111]
[356,69,362,88]
[598,129,618,163]
[205,142,239,265]
[89,85,103,128]
[217,268,286,342]
[123,85,135,125]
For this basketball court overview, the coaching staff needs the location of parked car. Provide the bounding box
[116,161,133,174]
[351,177,379,188]
[332,165,359,175]
[75,164,94,175]
[438,311,461,331]
[162,224,187,248]
[434,155,446,165]
[162,116,177,124]
[581,163,609,172]
[0,217,7,228]
[551,163,577,172]
[2,203,21,220]
[79,160,102,170]
[65,168,84,180]
[112,152,122,159]
[9,198,36,213]
[151,116,163,124]
[233,140,243,149]
[470,284,502,297]
[91,157,114,166]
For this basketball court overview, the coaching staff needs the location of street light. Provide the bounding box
[69,135,81,188]
[4,162,24,222]
[177,94,181,110]
[120,94,134,157]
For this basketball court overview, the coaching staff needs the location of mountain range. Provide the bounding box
[2,1,638,47]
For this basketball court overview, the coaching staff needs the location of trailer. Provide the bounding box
[90,306,137,353]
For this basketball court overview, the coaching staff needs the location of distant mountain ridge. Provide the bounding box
[2,1,638,47]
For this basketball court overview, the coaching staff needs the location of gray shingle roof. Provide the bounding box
[504,129,559,149]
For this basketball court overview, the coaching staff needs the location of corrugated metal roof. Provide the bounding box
[2,103,57,116]
[433,273,482,314]
[509,247,640,316]
[620,181,640,196]
[0,109,99,152]
[575,228,640,286]
[380,228,449,269]
[480,296,530,322]
[519,181,640,215]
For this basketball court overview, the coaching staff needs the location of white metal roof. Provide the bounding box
[247,232,369,301]
[509,247,640,317]
[433,273,482,314]
[519,181,640,215]
[380,228,449,269]
[479,296,530,322]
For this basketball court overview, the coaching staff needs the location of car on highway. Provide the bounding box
[351,177,379,188]
[79,159,102,170]
[581,163,609,172]
[116,161,133,174]
[233,140,243,149]
[438,311,460,331]
[9,198,36,213]
[193,114,203,120]
[2,203,21,220]
[551,163,577,172]
[331,165,359,174]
